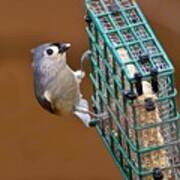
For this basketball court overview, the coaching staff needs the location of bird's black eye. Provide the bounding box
[46,49,54,56]
[45,46,59,57]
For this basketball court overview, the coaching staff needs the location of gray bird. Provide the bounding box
[31,42,106,127]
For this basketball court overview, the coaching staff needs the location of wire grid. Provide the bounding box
[88,0,174,77]
[85,0,180,179]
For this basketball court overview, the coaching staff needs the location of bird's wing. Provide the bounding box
[33,69,56,114]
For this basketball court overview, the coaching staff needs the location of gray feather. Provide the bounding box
[31,43,80,115]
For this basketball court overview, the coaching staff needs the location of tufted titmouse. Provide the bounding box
[31,43,107,127]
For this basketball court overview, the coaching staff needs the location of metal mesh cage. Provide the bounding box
[85,0,180,179]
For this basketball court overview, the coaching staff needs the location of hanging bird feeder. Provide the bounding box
[84,0,180,179]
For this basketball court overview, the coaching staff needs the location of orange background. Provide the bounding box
[0,0,180,179]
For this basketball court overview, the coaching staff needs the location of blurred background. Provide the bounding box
[0,0,179,179]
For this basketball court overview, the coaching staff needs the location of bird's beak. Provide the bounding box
[64,43,71,50]
[52,42,71,53]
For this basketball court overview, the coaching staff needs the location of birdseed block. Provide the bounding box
[85,0,180,179]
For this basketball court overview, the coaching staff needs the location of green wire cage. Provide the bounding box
[84,0,180,179]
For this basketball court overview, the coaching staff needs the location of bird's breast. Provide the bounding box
[46,67,80,115]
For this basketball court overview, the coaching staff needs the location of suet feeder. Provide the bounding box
[84,0,180,179]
